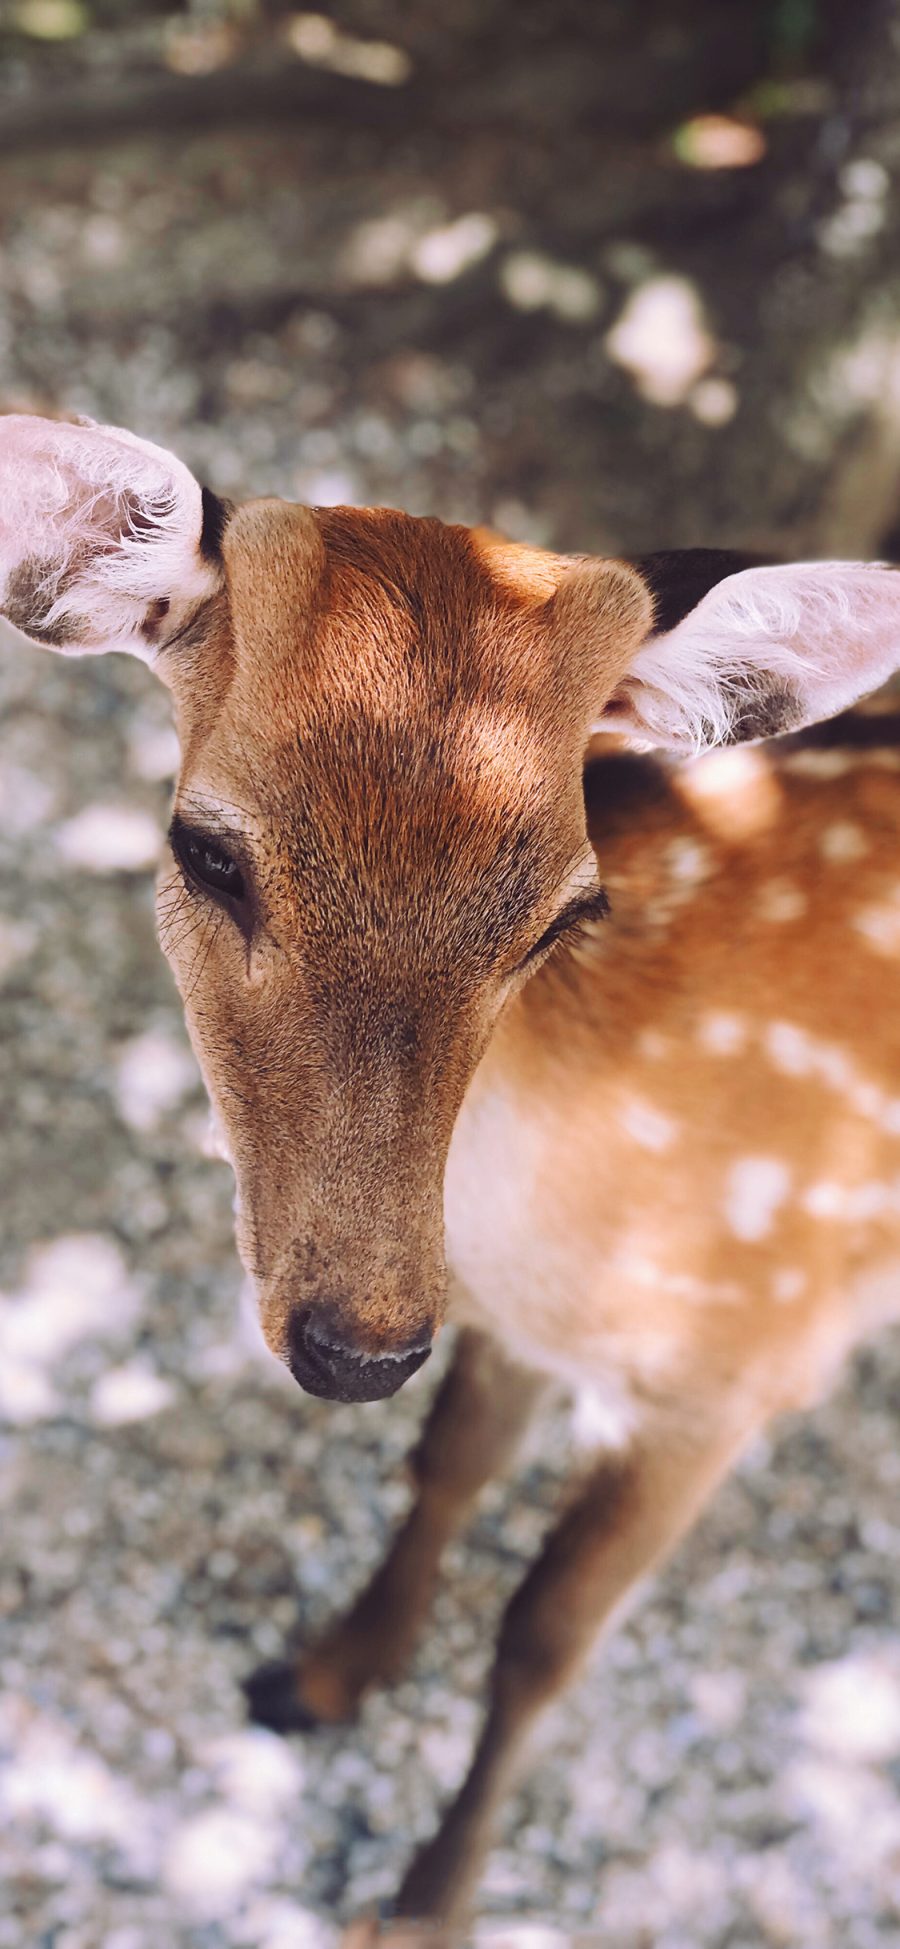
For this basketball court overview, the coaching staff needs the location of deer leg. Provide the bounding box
[246,1329,544,1731]
[394,1403,759,1924]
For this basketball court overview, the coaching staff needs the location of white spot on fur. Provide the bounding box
[571,1378,641,1452]
[445,1088,649,1432]
[698,1010,748,1055]
[760,1023,893,1129]
[637,1029,670,1061]
[819,820,868,863]
[612,1250,742,1306]
[802,1179,893,1222]
[663,836,711,884]
[724,1157,791,1241]
[620,1097,677,1152]
[812,1043,856,1095]
[853,895,900,956]
[851,1182,892,1222]
[764,1021,812,1076]
[803,1180,846,1219]
[757,878,808,923]
[772,1267,807,1303]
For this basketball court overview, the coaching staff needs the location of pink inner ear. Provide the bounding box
[596,561,900,753]
[0,414,218,656]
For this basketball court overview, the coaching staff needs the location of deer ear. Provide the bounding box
[0,415,224,661]
[590,555,900,753]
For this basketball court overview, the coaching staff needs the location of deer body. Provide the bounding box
[3,413,900,1926]
[447,730,900,1424]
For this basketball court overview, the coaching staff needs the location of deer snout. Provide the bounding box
[285,1306,433,1403]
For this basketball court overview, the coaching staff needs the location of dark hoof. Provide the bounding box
[243,1659,319,1734]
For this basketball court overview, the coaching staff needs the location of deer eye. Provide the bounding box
[519,886,611,969]
[171,818,246,903]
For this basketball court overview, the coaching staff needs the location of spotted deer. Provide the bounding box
[3,413,900,1926]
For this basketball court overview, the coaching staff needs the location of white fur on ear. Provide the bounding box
[595,561,900,753]
[0,415,219,659]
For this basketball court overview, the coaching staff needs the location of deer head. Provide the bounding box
[3,415,899,1401]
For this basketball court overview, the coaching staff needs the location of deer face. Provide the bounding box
[156,501,635,1399]
[4,415,900,1399]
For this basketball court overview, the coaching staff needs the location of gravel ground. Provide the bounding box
[2,11,900,1945]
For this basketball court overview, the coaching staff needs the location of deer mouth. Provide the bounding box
[286,1313,433,1402]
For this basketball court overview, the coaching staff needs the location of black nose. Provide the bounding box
[286,1310,432,1403]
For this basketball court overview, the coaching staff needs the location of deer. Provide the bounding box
[2,411,900,1930]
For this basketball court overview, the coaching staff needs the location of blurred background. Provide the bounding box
[2,3,900,1945]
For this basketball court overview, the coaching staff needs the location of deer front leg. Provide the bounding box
[246,1329,544,1731]
[394,1401,760,1925]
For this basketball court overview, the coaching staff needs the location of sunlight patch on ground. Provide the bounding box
[126,714,180,785]
[0,917,37,977]
[499,250,602,322]
[115,1026,199,1133]
[239,1900,332,1949]
[285,14,412,87]
[89,1360,176,1426]
[161,1806,280,1919]
[0,761,58,833]
[54,803,161,872]
[797,1648,900,1763]
[411,213,498,285]
[199,1729,307,1814]
[12,0,86,39]
[0,1708,151,1850]
[294,465,361,507]
[164,19,238,76]
[0,1233,142,1424]
[673,114,766,170]
[817,325,900,422]
[689,375,738,425]
[340,210,428,286]
[819,156,890,257]
[605,274,716,406]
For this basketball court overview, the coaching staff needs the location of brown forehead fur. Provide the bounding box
[166,501,647,750]
[162,504,648,984]
[223,503,572,718]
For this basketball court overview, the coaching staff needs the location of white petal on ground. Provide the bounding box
[0,1233,141,1366]
[197,1727,307,1812]
[161,1806,279,1917]
[0,1714,150,1850]
[238,1899,336,1949]
[797,1648,900,1762]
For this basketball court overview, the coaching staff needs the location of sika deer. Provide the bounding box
[3,414,900,1926]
